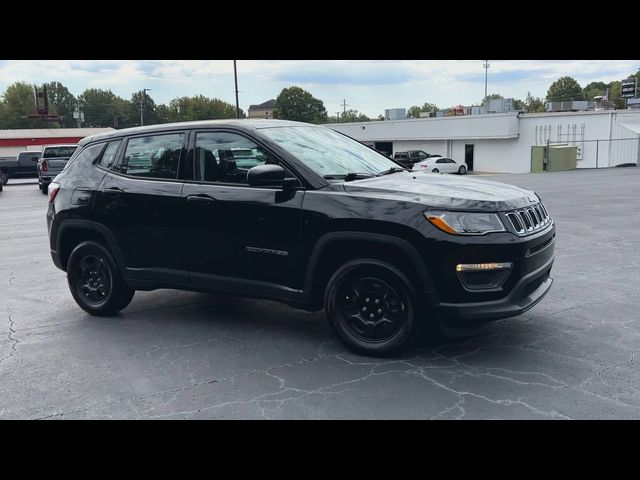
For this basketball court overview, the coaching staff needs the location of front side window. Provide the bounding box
[121,133,184,179]
[418,151,428,159]
[194,132,275,184]
[260,126,398,178]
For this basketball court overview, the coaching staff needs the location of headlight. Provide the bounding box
[424,211,505,235]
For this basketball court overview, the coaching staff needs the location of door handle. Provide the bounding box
[186,195,216,205]
[101,187,124,196]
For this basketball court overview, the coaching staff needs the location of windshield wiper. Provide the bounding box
[323,173,375,182]
[376,167,407,176]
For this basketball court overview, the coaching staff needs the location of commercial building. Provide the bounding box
[0,128,114,158]
[248,100,276,119]
[326,110,640,173]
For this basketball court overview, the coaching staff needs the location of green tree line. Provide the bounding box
[0,81,245,129]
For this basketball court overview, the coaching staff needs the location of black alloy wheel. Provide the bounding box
[75,254,112,307]
[67,241,135,316]
[325,259,417,356]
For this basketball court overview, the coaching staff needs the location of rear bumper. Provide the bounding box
[436,254,554,327]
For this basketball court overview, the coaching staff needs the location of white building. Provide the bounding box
[326,110,640,173]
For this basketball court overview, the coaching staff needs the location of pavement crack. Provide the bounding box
[0,307,19,365]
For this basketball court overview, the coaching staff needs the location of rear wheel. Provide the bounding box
[67,241,135,316]
[432,168,439,173]
[324,259,419,356]
[0,171,8,185]
[458,165,467,175]
[40,183,48,194]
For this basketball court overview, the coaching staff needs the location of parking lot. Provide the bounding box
[1,168,639,419]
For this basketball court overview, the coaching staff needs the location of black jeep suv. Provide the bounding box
[47,120,555,356]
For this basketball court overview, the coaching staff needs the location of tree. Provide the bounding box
[582,81,608,101]
[45,82,76,127]
[482,93,503,104]
[523,92,545,113]
[377,115,385,121]
[546,76,583,102]
[326,109,370,123]
[407,102,439,118]
[131,90,159,126]
[165,95,239,122]
[79,88,132,128]
[274,86,327,124]
[0,82,50,128]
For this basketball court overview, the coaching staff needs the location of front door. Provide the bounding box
[465,144,474,171]
[181,130,304,289]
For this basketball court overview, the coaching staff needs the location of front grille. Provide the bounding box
[505,203,552,236]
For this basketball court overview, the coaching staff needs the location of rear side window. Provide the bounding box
[62,143,106,173]
[120,133,184,180]
[97,140,122,169]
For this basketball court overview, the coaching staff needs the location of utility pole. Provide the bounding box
[76,100,81,128]
[342,99,348,115]
[234,60,240,119]
[483,60,490,101]
[140,89,151,126]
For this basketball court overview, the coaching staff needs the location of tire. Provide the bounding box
[324,258,419,357]
[458,165,467,175]
[432,168,439,173]
[0,171,8,185]
[40,183,48,194]
[66,240,135,316]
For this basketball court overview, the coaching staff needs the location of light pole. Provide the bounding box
[233,60,240,119]
[483,60,490,101]
[140,88,151,126]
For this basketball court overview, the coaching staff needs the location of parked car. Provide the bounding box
[38,144,78,193]
[0,151,41,185]
[393,150,434,169]
[412,156,467,174]
[47,119,555,356]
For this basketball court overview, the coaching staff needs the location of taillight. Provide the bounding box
[48,182,60,203]
[41,160,48,172]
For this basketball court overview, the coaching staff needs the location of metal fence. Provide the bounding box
[547,137,640,169]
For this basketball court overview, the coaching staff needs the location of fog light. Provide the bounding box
[456,262,513,291]
[456,262,513,272]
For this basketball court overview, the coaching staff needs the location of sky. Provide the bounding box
[0,60,637,118]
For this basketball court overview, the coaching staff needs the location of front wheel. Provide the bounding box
[324,259,418,356]
[40,183,48,194]
[458,165,467,175]
[67,241,135,316]
[432,168,439,173]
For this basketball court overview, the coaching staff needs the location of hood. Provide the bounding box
[341,171,539,211]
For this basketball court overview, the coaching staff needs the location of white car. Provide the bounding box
[412,156,467,175]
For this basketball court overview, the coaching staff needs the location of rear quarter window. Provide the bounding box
[61,143,106,173]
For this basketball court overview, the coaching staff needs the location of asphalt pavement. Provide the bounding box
[1,168,639,419]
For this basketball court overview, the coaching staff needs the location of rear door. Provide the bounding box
[181,129,304,288]
[94,132,189,283]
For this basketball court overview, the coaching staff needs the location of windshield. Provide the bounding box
[260,126,399,177]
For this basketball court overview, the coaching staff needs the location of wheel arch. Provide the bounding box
[56,220,126,272]
[303,232,437,311]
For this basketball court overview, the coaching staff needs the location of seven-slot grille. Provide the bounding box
[505,203,551,236]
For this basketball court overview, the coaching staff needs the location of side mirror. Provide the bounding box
[247,164,286,188]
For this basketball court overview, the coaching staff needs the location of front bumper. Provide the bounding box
[436,254,553,327]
